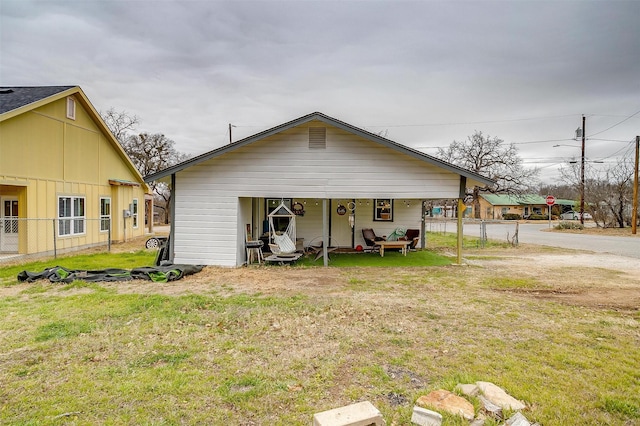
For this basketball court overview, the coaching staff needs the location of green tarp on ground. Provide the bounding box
[17,264,204,284]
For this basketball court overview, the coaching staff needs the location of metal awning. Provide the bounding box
[108,179,140,187]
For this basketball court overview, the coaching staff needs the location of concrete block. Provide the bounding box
[411,406,442,426]
[313,401,386,426]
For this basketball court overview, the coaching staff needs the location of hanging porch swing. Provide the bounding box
[268,201,297,254]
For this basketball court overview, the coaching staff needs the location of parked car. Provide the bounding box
[560,211,592,220]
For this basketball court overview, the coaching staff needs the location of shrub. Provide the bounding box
[555,221,584,230]
[502,213,522,220]
[527,214,549,220]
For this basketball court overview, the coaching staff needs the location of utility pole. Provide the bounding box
[229,123,233,144]
[580,115,586,225]
[633,135,639,234]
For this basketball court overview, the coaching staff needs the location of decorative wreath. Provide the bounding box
[292,202,305,216]
[347,201,356,212]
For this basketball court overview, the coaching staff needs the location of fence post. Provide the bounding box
[52,219,57,259]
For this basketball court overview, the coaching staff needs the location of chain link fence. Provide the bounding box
[0,218,111,262]
[462,219,520,247]
[424,218,520,248]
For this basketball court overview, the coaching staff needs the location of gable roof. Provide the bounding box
[144,111,495,187]
[481,194,575,206]
[0,86,75,115]
[0,85,149,193]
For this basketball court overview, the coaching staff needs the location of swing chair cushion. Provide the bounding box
[271,233,297,255]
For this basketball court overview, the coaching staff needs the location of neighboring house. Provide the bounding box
[478,194,575,219]
[145,112,494,267]
[0,86,151,257]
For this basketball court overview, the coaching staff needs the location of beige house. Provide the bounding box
[0,86,151,257]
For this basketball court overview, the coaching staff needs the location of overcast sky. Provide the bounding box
[2,0,639,183]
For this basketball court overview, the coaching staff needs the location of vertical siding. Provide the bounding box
[0,96,147,254]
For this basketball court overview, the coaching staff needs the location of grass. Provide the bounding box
[293,232,509,267]
[0,235,639,424]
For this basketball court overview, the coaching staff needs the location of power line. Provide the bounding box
[587,109,640,137]
[597,139,635,161]
[365,113,579,128]
[515,138,576,147]
[588,138,634,143]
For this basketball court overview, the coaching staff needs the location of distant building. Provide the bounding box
[478,194,575,219]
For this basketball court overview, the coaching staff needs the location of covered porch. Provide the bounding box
[236,194,470,267]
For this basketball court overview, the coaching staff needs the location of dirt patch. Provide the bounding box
[466,252,640,311]
[4,233,640,312]
[66,253,640,312]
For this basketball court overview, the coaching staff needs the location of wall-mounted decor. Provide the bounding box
[374,199,393,221]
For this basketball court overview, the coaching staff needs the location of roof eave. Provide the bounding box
[0,86,150,193]
[0,86,78,122]
[144,112,495,188]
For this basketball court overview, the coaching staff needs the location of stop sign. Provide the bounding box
[546,195,556,206]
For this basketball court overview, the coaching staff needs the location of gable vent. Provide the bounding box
[309,127,326,149]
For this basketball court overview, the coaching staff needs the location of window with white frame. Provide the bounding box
[58,196,85,236]
[66,97,76,120]
[132,199,138,228]
[100,197,111,232]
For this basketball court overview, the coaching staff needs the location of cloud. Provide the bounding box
[2,0,639,182]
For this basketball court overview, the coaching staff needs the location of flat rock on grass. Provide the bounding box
[456,383,479,397]
[416,389,474,420]
[476,381,526,411]
[506,412,535,426]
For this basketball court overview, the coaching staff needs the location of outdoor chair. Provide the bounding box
[362,228,385,252]
[402,229,420,250]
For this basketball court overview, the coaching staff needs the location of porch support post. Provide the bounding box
[169,173,176,262]
[148,198,154,234]
[322,198,329,267]
[457,177,467,264]
[420,199,426,249]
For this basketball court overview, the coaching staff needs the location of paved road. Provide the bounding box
[461,221,640,259]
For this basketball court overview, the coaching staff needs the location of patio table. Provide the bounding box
[374,240,412,257]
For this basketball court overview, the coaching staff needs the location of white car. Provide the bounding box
[560,211,592,220]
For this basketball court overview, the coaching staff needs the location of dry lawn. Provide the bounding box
[1,235,639,425]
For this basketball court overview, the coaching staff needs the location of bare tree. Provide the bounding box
[100,107,139,145]
[123,133,189,224]
[437,131,540,218]
[560,158,634,228]
[99,108,192,224]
